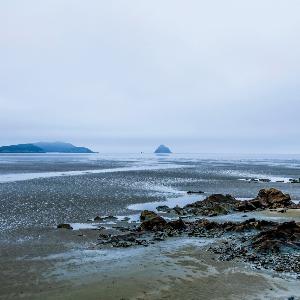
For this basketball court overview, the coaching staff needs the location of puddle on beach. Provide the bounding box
[127,193,203,211]
[36,237,216,281]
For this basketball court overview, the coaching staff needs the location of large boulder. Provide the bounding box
[255,188,292,208]
[139,216,168,231]
[237,188,293,211]
[183,194,240,216]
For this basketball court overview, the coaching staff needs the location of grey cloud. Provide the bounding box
[1,0,300,152]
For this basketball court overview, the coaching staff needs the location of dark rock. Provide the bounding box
[224,219,276,232]
[156,205,170,212]
[183,194,240,216]
[173,205,185,215]
[94,215,118,222]
[254,188,292,208]
[251,221,300,253]
[236,201,257,212]
[168,218,186,230]
[140,210,158,221]
[139,216,168,232]
[57,223,73,230]
[153,232,167,241]
[187,191,204,194]
[106,215,118,220]
[259,178,271,182]
[237,188,293,211]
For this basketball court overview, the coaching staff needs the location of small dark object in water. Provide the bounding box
[259,178,271,182]
[57,223,73,230]
[187,190,204,194]
[156,205,170,212]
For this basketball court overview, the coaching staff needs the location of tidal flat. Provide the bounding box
[1,153,300,299]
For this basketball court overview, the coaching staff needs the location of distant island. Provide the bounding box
[154,144,172,154]
[0,142,95,153]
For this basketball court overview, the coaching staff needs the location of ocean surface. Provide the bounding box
[1,153,300,299]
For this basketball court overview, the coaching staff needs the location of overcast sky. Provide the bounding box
[1,0,300,153]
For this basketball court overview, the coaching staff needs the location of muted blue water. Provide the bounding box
[1,152,300,182]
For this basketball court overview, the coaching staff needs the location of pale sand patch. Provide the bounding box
[259,208,300,222]
[28,243,299,300]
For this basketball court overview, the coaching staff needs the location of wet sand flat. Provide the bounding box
[1,153,300,299]
[9,241,298,300]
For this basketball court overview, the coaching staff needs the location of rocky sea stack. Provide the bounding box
[154,144,172,154]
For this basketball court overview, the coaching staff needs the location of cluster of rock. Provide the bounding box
[247,177,300,183]
[57,188,300,275]
[97,230,149,248]
[156,194,240,216]
[138,211,300,274]
[289,178,300,184]
[209,220,300,275]
[157,188,298,217]
[248,178,271,183]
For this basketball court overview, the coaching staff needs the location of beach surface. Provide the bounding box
[1,153,300,299]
